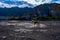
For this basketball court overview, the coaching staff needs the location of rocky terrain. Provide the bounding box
[0,20,60,40]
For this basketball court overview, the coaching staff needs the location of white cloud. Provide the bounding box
[9,0,52,5]
[4,0,23,1]
[0,2,15,8]
[24,0,52,5]
[55,0,60,4]
[0,2,30,8]
[0,0,60,8]
[18,4,30,8]
[2,0,52,5]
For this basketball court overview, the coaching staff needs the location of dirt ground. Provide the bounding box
[0,21,60,40]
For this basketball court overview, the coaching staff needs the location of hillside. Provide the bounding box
[0,7,32,16]
[0,3,60,20]
[23,3,60,20]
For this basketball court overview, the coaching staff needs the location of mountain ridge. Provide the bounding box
[24,3,60,19]
[0,3,60,20]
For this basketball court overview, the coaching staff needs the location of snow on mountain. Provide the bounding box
[0,0,60,8]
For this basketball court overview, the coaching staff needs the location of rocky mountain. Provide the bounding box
[26,3,60,18]
[0,3,60,20]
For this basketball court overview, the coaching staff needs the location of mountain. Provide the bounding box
[0,7,32,16]
[33,3,60,16]
[26,3,60,17]
[0,3,60,20]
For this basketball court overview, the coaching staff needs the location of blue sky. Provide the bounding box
[0,0,60,8]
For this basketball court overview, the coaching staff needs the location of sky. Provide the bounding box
[0,0,60,8]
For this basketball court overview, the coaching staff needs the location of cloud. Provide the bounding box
[55,0,60,3]
[0,2,16,8]
[18,4,31,8]
[51,0,60,3]
[0,0,52,5]
[0,0,60,8]
[24,0,52,5]
[0,2,30,8]
[11,0,52,5]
